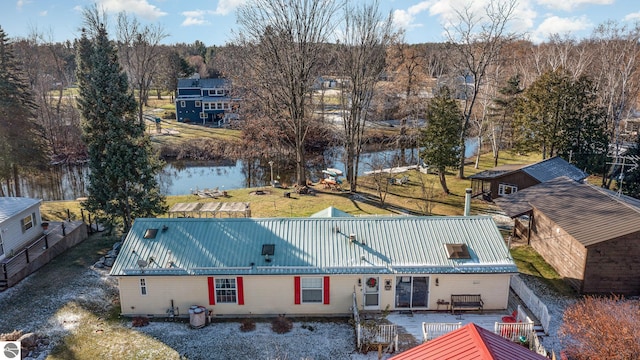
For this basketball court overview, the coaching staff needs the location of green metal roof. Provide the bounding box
[110,216,517,276]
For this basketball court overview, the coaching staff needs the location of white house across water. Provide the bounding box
[110,210,517,317]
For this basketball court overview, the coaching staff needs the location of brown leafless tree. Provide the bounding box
[386,40,428,165]
[116,12,167,125]
[588,21,640,187]
[560,295,640,360]
[336,0,396,192]
[444,0,520,178]
[230,0,342,186]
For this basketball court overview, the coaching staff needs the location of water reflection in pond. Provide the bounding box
[7,140,477,201]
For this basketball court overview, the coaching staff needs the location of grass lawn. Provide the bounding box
[22,150,584,358]
[510,245,578,297]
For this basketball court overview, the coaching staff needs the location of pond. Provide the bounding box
[7,140,478,201]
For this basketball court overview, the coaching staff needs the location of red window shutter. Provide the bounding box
[237,277,244,305]
[294,276,301,304]
[207,277,215,305]
[323,276,330,304]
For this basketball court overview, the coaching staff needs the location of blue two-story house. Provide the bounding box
[175,77,236,126]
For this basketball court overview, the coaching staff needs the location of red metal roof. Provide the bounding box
[390,323,548,360]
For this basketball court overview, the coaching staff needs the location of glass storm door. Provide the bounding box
[363,276,379,309]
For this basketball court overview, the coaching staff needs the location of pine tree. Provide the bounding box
[489,75,522,166]
[76,15,166,231]
[0,26,46,196]
[420,87,462,194]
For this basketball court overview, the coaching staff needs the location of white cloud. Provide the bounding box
[536,0,614,12]
[392,1,433,30]
[624,12,640,22]
[535,15,592,39]
[16,0,30,11]
[96,0,167,20]
[426,0,537,35]
[181,10,213,27]
[180,1,245,28]
[214,0,247,16]
[39,10,47,16]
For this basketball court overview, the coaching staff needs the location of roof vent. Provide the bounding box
[262,244,275,263]
[262,244,275,256]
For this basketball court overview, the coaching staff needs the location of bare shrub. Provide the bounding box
[239,318,256,332]
[132,316,150,327]
[271,315,293,334]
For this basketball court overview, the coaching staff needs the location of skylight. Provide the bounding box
[445,243,471,259]
[143,228,159,239]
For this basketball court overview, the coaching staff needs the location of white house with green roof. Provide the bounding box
[0,197,43,261]
[110,213,517,317]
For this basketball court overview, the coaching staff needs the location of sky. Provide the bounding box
[1,0,639,45]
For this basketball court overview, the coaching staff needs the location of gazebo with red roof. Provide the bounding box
[390,323,548,360]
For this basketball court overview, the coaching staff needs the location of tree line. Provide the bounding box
[2,0,640,214]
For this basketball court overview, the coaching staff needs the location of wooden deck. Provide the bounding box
[1,221,87,290]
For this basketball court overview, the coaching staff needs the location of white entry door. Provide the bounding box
[363,276,379,310]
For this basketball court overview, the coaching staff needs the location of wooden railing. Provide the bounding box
[422,322,462,342]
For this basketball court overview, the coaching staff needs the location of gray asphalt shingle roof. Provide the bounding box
[469,157,587,182]
[494,177,640,246]
[0,197,41,224]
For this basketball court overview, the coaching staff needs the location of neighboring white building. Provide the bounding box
[0,197,43,261]
[111,210,518,318]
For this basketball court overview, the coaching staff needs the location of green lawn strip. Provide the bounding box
[510,245,577,296]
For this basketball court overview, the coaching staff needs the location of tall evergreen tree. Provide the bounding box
[0,26,46,196]
[420,87,462,194]
[76,12,166,231]
[513,69,608,175]
[489,75,522,166]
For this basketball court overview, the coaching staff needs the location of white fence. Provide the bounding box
[422,322,461,342]
[510,275,550,333]
[352,292,398,353]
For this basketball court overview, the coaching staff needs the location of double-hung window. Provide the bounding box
[301,277,323,303]
[21,213,35,233]
[215,278,237,303]
[180,100,186,107]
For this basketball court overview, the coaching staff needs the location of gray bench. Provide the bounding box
[450,294,484,314]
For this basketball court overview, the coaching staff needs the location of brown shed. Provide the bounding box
[470,156,587,201]
[495,177,640,295]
